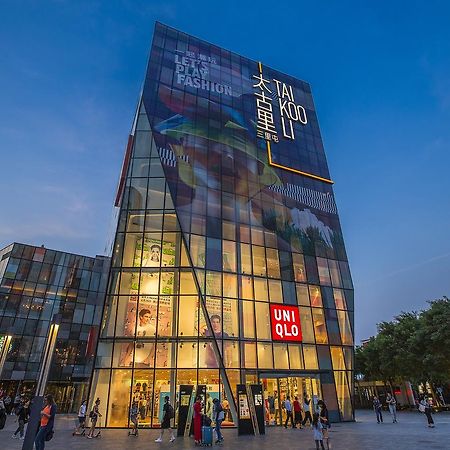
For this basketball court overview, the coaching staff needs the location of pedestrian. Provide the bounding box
[419,396,434,428]
[155,395,176,443]
[212,398,225,443]
[87,398,102,438]
[312,413,325,450]
[193,395,203,445]
[4,395,12,415]
[129,401,139,436]
[73,399,87,435]
[318,400,330,450]
[293,396,302,428]
[12,399,28,440]
[373,396,383,423]
[34,394,57,450]
[284,396,295,428]
[386,393,397,423]
[302,395,313,427]
[0,397,6,430]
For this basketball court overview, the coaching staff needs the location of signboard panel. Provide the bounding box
[269,304,302,342]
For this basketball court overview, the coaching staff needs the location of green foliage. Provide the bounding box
[356,297,450,385]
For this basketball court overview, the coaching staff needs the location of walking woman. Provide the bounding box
[34,394,57,450]
[318,400,330,450]
[193,395,203,445]
[386,394,397,423]
[87,398,102,438]
[419,396,434,428]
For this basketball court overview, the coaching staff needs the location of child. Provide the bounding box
[129,401,139,436]
[312,413,325,450]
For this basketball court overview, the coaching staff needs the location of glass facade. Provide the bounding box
[0,243,109,412]
[91,22,354,426]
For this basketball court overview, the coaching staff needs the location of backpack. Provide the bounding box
[166,404,174,419]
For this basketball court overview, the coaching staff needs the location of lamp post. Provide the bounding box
[22,314,62,450]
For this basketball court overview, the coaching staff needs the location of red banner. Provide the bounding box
[269,304,302,342]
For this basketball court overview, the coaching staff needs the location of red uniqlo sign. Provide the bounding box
[270,304,302,342]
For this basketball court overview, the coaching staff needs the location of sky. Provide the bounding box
[1,1,449,343]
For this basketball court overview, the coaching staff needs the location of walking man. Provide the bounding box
[373,396,383,423]
[302,395,313,427]
[213,398,225,443]
[284,396,295,428]
[155,396,176,443]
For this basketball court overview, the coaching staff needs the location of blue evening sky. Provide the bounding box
[1,1,449,342]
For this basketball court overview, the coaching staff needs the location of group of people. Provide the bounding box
[274,395,314,429]
[373,393,436,428]
[0,392,31,439]
[72,397,102,438]
[193,394,225,445]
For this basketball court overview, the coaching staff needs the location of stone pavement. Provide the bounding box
[1,409,448,450]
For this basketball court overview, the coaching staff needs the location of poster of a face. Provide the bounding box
[120,294,173,366]
[135,237,176,268]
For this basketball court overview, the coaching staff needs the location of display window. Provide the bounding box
[131,370,154,427]
[108,369,133,427]
[257,342,273,368]
[303,345,319,369]
[242,301,255,338]
[309,285,322,307]
[296,284,309,306]
[312,308,328,344]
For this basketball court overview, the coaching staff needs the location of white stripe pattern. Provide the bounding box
[269,183,337,214]
[157,147,189,167]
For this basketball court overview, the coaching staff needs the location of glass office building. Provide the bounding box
[0,243,109,412]
[90,22,354,427]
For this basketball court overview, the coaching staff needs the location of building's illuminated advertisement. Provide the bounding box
[91,22,354,427]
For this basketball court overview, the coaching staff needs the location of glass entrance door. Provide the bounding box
[261,375,322,426]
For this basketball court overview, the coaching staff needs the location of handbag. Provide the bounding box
[418,404,426,413]
[45,430,54,441]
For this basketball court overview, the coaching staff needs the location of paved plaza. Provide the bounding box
[1,409,448,450]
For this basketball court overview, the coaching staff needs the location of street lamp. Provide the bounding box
[22,314,62,450]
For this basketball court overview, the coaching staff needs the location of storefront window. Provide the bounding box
[244,342,257,368]
[178,296,198,337]
[309,285,322,307]
[303,345,319,369]
[222,240,236,272]
[317,258,331,286]
[333,288,346,309]
[190,235,205,268]
[254,277,268,301]
[255,302,270,340]
[296,284,309,306]
[242,301,255,338]
[107,369,132,427]
[153,369,172,425]
[240,243,252,275]
[252,245,266,277]
[288,344,304,369]
[273,343,289,369]
[177,342,198,367]
[299,307,315,343]
[131,370,154,427]
[266,248,280,278]
[240,275,253,300]
[222,273,237,298]
[312,308,328,344]
[292,253,306,282]
[337,310,353,345]
[257,343,273,368]
[268,279,282,303]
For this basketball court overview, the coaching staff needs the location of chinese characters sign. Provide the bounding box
[270,304,302,343]
[253,63,307,142]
